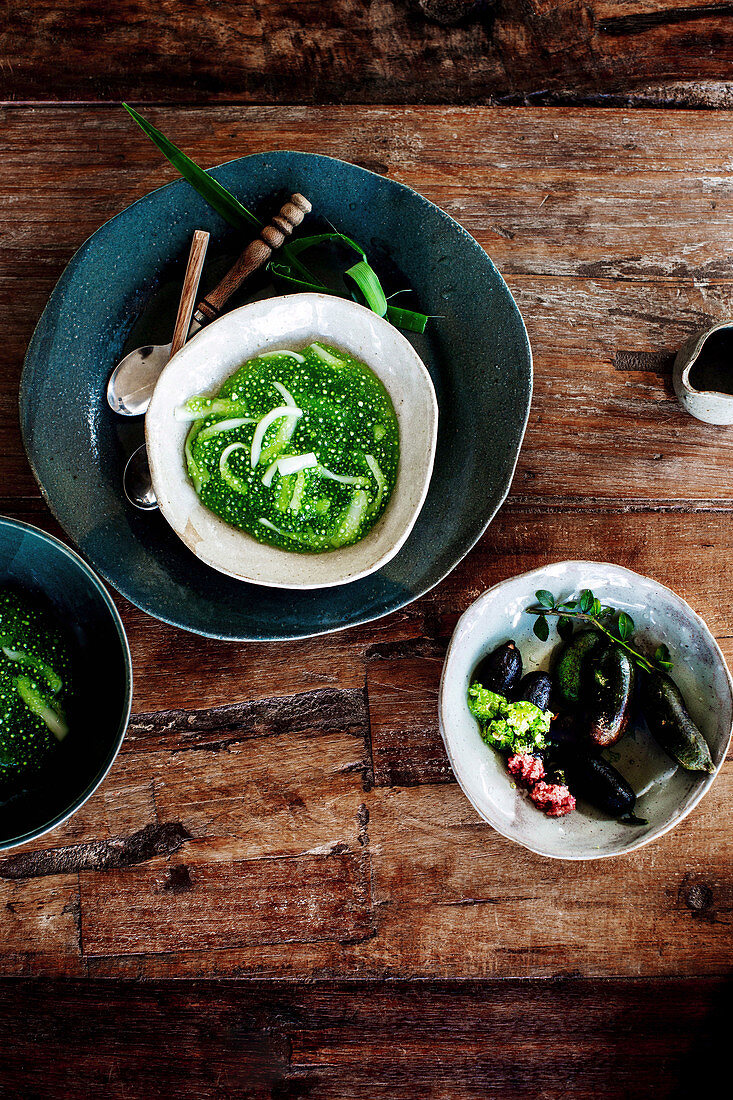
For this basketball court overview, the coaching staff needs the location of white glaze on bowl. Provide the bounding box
[439,561,733,860]
[145,294,438,588]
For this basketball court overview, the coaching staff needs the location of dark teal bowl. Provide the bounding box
[21,151,532,640]
[0,517,132,850]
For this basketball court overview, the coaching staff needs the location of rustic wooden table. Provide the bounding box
[0,4,732,1093]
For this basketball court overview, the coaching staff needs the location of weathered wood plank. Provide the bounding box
[0,977,726,1098]
[361,777,732,978]
[367,650,449,786]
[80,845,374,956]
[1,1,733,105]
[4,107,733,511]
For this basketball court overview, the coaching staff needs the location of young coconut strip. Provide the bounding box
[184,422,207,491]
[258,349,306,364]
[258,518,322,548]
[364,453,386,512]
[308,343,346,368]
[250,403,303,468]
[329,489,370,547]
[15,676,68,741]
[219,442,250,495]
[175,396,251,422]
[1,646,62,695]
[262,452,317,488]
[316,465,370,488]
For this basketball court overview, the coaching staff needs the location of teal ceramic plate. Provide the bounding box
[21,152,532,640]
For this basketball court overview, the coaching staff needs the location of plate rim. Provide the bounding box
[20,149,533,641]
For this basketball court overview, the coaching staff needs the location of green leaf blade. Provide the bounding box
[122,103,261,232]
[385,305,429,333]
[535,589,555,609]
[345,260,388,317]
[557,616,574,641]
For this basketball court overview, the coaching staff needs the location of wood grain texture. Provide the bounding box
[0,108,731,1100]
[1,1,733,106]
[4,106,733,508]
[1,508,732,980]
[0,977,728,1098]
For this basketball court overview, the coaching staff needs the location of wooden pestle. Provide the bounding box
[194,194,312,326]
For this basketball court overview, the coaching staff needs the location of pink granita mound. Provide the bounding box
[528,781,576,818]
[507,753,546,786]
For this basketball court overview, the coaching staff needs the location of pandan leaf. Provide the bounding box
[122,107,429,333]
[123,104,261,232]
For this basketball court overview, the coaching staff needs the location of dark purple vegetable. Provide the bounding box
[586,643,635,748]
[555,741,643,823]
[516,671,552,712]
[472,641,522,696]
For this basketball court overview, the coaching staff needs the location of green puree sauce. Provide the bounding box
[0,588,71,782]
[182,343,400,552]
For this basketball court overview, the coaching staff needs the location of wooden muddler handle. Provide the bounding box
[194,193,312,325]
[169,229,210,357]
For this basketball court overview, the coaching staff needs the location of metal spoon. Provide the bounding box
[123,444,158,510]
[107,193,312,417]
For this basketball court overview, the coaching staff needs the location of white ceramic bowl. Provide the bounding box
[146,293,438,588]
[439,561,733,860]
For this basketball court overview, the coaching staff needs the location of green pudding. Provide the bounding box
[179,343,400,553]
[0,588,71,782]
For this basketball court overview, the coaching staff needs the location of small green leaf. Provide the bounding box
[535,589,555,609]
[617,611,634,640]
[591,598,603,618]
[655,643,671,664]
[557,616,574,641]
[579,589,594,613]
[659,660,674,671]
[533,615,550,641]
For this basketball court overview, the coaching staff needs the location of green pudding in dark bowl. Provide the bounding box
[0,517,131,850]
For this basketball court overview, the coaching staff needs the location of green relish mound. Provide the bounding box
[0,588,71,782]
[178,343,400,554]
[467,684,552,755]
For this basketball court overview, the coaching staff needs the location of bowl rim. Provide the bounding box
[438,559,733,861]
[145,292,439,589]
[0,515,133,851]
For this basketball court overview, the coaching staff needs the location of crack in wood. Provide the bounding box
[0,822,191,881]
[129,687,368,753]
[505,497,733,513]
[598,4,733,36]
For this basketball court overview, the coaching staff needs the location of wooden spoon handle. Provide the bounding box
[170,229,210,357]
[195,193,312,323]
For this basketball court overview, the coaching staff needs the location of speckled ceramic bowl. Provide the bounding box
[146,294,438,588]
[439,561,733,860]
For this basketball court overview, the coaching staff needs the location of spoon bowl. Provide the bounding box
[123,444,158,510]
[107,342,173,416]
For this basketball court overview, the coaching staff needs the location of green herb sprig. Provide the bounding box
[122,104,428,333]
[526,588,673,674]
